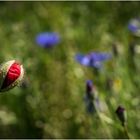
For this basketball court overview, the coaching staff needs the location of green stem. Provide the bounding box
[123,124,130,139]
[93,100,111,137]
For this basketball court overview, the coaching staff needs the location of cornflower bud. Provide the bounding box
[116,106,127,126]
[86,80,94,99]
[112,43,118,57]
[84,80,100,114]
[129,42,136,57]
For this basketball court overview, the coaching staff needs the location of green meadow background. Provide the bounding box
[0,1,140,139]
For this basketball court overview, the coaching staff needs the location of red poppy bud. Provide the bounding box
[0,60,24,92]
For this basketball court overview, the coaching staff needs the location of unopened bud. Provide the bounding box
[116,106,127,126]
[0,60,24,92]
[86,80,93,94]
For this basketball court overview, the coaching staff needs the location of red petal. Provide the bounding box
[1,62,21,89]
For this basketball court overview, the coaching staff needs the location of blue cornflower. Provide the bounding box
[75,52,111,68]
[35,32,60,48]
[128,18,140,36]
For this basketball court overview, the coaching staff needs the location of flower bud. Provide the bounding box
[0,60,24,92]
[112,43,119,57]
[86,80,93,94]
[116,106,127,126]
[129,42,136,57]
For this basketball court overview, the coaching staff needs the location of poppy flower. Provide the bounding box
[0,60,24,92]
[75,52,111,68]
[35,32,60,48]
[128,18,140,37]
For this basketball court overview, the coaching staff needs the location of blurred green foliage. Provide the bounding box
[0,1,140,139]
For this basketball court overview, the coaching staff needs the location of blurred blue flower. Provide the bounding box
[36,32,60,48]
[75,52,111,68]
[128,18,140,36]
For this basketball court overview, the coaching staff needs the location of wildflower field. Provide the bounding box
[0,1,140,139]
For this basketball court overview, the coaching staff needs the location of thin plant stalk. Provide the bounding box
[123,123,130,139]
[92,100,111,138]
